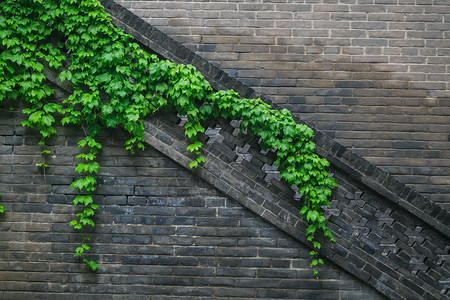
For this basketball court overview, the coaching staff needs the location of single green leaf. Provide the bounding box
[189,160,198,169]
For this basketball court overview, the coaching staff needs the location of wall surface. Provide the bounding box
[1,2,449,299]
[1,76,449,299]
[0,105,385,299]
[116,0,450,208]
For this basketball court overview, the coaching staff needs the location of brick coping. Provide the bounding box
[100,0,449,239]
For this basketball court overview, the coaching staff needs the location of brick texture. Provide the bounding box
[116,0,450,208]
[142,109,450,300]
[0,105,386,299]
[102,4,450,297]
[1,82,449,298]
[1,2,449,298]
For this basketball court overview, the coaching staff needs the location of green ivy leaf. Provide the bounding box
[186,141,202,152]
[41,114,55,127]
[299,206,309,215]
[75,162,100,174]
[188,160,198,169]
[73,195,93,206]
[199,104,212,116]
[58,70,72,82]
[306,225,316,236]
[84,259,99,272]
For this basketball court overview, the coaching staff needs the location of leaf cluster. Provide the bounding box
[0,0,337,272]
[74,238,99,271]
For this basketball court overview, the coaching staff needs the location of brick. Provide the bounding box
[155,216,195,226]
[257,289,299,298]
[278,3,313,12]
[275,20,311,29]
[258,248,300,258]
[153,236,194,246]
[314,21,350,29]
[175,207,216,217]
[4,136,22,146]
[194,237,235,247]
[111,235,151,244]
[216,247,257,257]
[216,268,256,278]
[239,3,274,11]
[196,217,238,227]
[298,290,340,299]
[258,269,298,278]
[173,266,214,277]
[175,246,215,256]
[236,237,276,247]
[130,265,172,276]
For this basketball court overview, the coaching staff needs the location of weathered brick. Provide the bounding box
[257,268,298,278]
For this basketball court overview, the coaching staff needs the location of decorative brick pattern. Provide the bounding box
[115,0,450,208]
[142,109,449,300]
[101,0,449,236]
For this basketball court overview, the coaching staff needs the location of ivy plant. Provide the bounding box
[0,0,336,273]
[0,193,4,214]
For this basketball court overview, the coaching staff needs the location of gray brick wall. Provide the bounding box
[1,2,449,298]
[0,106,386,299]
[139,105,450,300]
[116,0,450,208]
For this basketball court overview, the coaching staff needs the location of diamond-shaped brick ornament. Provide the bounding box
[230,119,246,136]
[177,114,188,127]
[205,125,224,144]
[235,143,252,163]
[262,163,280,181]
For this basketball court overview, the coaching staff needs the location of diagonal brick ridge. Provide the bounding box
[99,0,448,238]
[137,112,449,300]
[51,1,450,299]
[113,0,450,209]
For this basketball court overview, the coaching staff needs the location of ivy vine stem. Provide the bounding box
[0,0,336,273]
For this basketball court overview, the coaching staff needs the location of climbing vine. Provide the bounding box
[0,0,336,273]
[0,193,4,214]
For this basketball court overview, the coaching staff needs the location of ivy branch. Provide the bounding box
[0,0,337,273]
